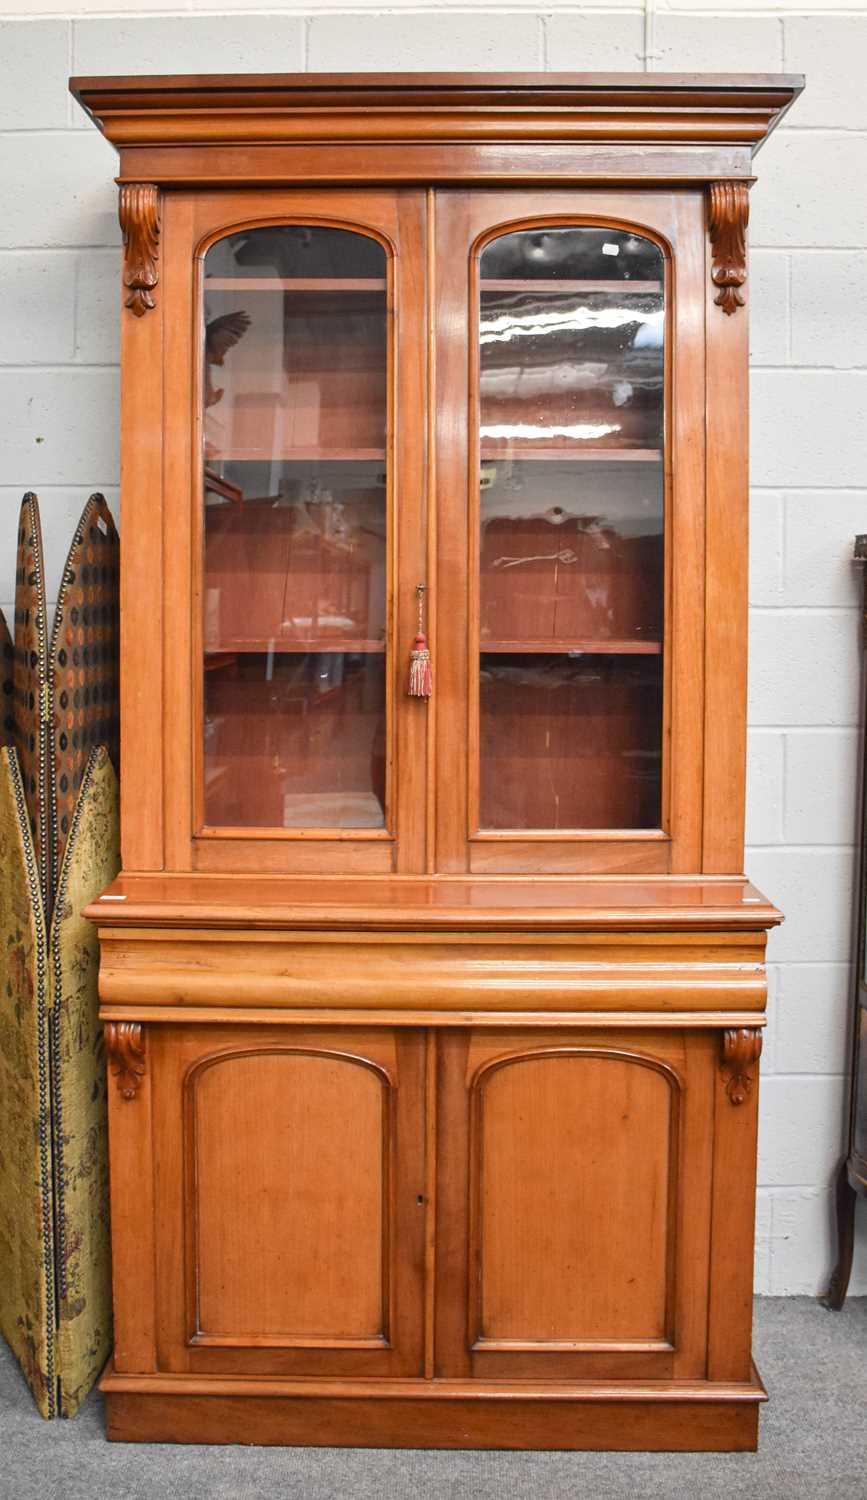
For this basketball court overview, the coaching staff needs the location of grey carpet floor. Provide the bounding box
[0,1298,865,1500]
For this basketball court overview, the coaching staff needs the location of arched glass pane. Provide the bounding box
[477,226,665,831]
[200,226,388,830]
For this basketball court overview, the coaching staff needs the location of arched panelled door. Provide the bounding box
[162,188,705,879]
[433,190,707,878]
[161,189,428,876]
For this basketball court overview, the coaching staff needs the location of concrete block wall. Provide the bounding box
[0,1,865,1294]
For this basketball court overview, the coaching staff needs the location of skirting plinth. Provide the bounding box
[101,1364,766,1451]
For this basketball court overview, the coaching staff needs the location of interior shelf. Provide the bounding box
[479,446,662,463]
[205,640,386,655]
[481,640,661,655]
[206,446,660,465]
[203,277,661,294]
[480,278,662,293]
[204,277,387,291]
[205,448,387,464]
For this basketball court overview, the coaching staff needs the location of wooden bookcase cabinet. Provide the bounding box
[73,73,801,1450]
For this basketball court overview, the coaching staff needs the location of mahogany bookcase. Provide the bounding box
[71,72,802,1450]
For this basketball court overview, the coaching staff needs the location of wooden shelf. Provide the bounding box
[210,446,658,465]
[204,277,387,291]
[206,448,386,464]
[204,277,659,294]
[206,640,385,655]
[481,640,662,656]
[479,446,662,463]
[480,279,662,294]
[208,448,658,466]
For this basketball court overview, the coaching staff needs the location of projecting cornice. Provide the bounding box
[71,72,802,153]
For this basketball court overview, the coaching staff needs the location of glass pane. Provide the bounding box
[477,227,664,831]
[201,226,388,829]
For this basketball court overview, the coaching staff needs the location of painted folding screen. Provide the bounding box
[0,493,119,1418]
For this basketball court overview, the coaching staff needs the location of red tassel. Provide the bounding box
[408,583,433,698]
[408,632,432,698]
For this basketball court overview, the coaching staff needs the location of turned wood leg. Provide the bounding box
[821,1159,858,1310]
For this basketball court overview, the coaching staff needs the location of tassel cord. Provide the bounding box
[407,585,433,699]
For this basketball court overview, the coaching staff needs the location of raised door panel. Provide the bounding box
[192,1050,386,1345]
[477,1052,673,1346]
[151,1024,427,1377]
[435,1029,714,1380]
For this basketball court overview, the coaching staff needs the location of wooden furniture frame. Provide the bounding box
[73,72,801,1451]
[825,535,867,1308]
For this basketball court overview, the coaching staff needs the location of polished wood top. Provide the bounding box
[85,873,782,932]
[70,72,803,154]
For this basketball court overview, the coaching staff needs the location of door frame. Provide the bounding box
[432,188,708,876]
[157,187,430,876]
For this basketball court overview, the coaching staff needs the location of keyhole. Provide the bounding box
[416,1194,425,1207]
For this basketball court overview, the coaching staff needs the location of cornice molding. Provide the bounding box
[71,73,803,153]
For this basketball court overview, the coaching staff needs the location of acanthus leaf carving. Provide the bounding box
[708,181,749,316]
[118,184,160,318]
[721,1027,762,1106]
[105,1021,146,1100]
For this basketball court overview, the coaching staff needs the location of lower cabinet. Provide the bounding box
[125,1021,730,1387]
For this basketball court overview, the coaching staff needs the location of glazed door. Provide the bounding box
[161,189,428,875]
[433,190,707,875]
[149,1024,427,1378]
[435,1028,715,1381]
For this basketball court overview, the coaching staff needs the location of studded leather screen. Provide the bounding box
[0,608,13,749]
[50,493,120,878]
[13,493,50,908]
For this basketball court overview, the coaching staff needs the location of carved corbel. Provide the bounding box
[721,1027,762,1105]
[105,1021,146,1100]
[118,184,160,317]
[707,182,749,316]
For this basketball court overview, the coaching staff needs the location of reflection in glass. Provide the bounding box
[480,462,663,649]
[201,227,388,829]
[477,227,665,831]
[480,654,662,831]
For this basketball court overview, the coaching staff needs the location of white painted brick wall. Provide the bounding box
[307,12,543,70]
[544,13,645,70]
[1,1,866,1297]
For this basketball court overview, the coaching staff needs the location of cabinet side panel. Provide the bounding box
[702,194,749,874]
[120,197,165,870]
[668,193,707,872]
[106,1029,157,1371]
[162,195,196,870]
[706,1032,761,1380]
